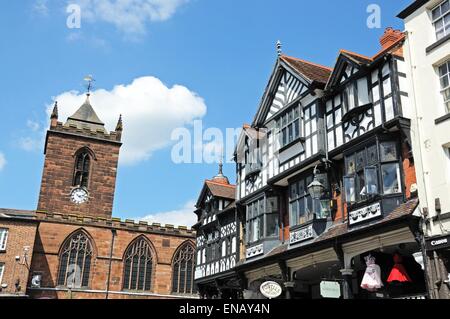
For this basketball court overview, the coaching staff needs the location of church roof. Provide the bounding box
[65,95,106,132]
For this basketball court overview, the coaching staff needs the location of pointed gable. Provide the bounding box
[253,55,332,125]
[326,50,373,89]
[65,95,107,133]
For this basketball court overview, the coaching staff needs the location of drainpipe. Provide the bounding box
[105,228,117,299]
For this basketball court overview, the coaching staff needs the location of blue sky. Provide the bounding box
[0,0,412,226]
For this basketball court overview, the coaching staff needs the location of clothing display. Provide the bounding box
[387,253,412,283]
[360,255,383,291]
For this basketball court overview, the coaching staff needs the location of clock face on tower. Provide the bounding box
[70,187,89,204]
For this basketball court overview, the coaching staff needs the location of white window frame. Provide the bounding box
[0,263,4,285]
[439,60,450,114]
[0,228,8,251]
[432,0,450,40]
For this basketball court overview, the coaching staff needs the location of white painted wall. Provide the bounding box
[403,0,450,236]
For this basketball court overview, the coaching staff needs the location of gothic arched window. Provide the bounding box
[172,243,196,294]
[57,231,93,288]
[123,237,154,291]
[73,151,91,188]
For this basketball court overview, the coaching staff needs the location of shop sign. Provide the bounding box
[320,281,341,299]
[259,281,282,299]
[426,235,450,250]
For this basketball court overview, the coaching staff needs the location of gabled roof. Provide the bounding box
[340,50,372,65]
[205,180,236,199]
[280,55,332,86]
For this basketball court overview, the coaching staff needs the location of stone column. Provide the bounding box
[340,269,354,299]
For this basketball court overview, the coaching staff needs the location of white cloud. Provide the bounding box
[73,0,189,35]
[0,153,6,171]
[27,120,40,132]
[136,200,197,228]
[48,76,207,165]
[33,0,49,16]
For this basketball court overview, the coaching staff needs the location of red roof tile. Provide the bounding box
[281,55,333,85]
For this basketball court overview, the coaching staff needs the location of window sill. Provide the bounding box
[426,34,450,54]
[435,113,450,125]
[246,236,279,247]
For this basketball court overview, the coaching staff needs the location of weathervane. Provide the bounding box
[84,75,95,95]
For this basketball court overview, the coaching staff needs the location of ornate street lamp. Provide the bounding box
[308,166,326,200]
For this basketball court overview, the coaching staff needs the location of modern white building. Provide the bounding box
[399,0,450,299]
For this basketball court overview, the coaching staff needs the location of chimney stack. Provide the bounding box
[379,27,403,50]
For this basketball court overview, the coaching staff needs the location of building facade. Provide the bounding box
[399,0,450,299]
[231,28,428,299]
[0,93,197,299]
[0,210,38,298]
[193,166,242,299]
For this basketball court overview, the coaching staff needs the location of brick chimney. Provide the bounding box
[379,27,403,49]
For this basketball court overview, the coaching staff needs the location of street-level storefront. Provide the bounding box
[236,199,427,299]
[424,234,450,299]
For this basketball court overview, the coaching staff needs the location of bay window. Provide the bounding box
[246,197,279,244]
[432,0,450,40]
[289,175,330,227]
[344,141,401,204]
[439,60,450,114]
[276,104,302,148]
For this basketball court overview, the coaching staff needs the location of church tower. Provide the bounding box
[37,92,123,219]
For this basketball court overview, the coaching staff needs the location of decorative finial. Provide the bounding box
[276,40,282,57]
[116,114,123,132]
[84,75,95,96]
[50,101,58,119]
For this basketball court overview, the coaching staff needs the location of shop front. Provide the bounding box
[425,234,450,299]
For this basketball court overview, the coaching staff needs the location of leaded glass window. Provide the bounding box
[123,237,153,291]
[172,243,196,294]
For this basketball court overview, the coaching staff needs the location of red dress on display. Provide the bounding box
[387,254,412,283]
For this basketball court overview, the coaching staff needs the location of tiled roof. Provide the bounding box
[281,55,333,85]
[205,180,236,200]
[340,50,372,65]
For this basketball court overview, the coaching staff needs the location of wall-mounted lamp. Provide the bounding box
[308,165,325,200]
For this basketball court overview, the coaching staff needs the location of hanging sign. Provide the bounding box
[320,281,341,299]
[259,281,283,299]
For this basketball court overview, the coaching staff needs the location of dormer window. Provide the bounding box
[343,77,370,114]
[432,0,450,40]
[73,151,91,188]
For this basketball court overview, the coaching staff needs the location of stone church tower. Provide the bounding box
[37,94,123,218]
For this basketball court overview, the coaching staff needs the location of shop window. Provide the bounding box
[344,141,401,204]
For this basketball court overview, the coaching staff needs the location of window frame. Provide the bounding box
[73,151,91,189]
[343,140,402,205]
[432,0,450,41]
[0,228,9,252]
[172,243,196,295]
[439,60,450,114]
[0,263,4,285]
[275,103,303,149]
[122,237,154,292]
[246,197,279,245]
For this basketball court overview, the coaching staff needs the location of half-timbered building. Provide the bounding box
[193,166,241,298]
[233,28,429,299]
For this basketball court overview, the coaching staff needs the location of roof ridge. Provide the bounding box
[340,49,373,61]
[206,180,236,188]
[281,55,333,71]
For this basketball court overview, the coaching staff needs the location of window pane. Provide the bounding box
[293,119,300,139]
[346,154,356,175]
[382,163,401,194]
[265,214,278,237]
[344,176,356,203]
[443,1,450,15]
[367,145,378,165]
[365,167,379,195]
[290,183,298,200]
[298,198,306,224]
[440,62,448,77]
[380,142,398,161]
[432,6,441,21]
[357,171,365,199]
[290,201,298,226]
[356,150,366,170]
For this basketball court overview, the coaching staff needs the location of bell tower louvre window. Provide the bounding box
[73,151,91,188]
